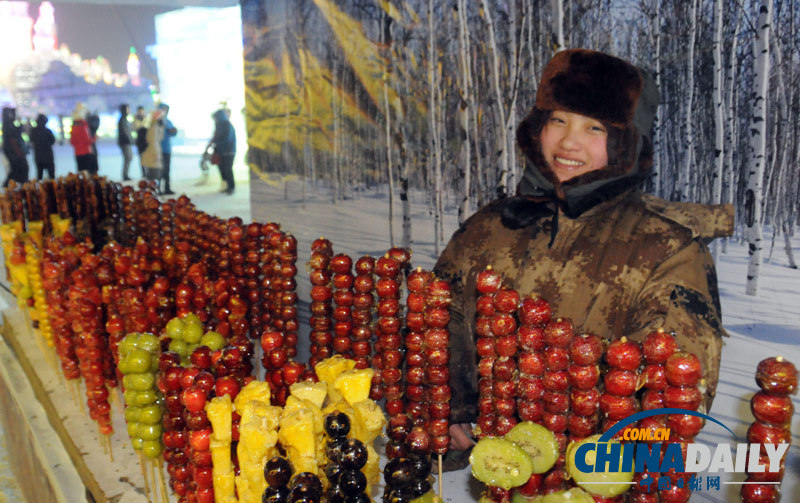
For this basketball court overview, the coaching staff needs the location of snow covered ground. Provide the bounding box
[0,143,798,501]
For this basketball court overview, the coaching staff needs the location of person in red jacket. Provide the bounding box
[70,103,96,174]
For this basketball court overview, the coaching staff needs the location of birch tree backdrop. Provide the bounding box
[239,0,799,294]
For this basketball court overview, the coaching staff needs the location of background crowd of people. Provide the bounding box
[1,103,237,195]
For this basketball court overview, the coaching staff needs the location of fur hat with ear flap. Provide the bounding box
[72,102,87,121]
[516,49,659,217]
[1,107,15,125]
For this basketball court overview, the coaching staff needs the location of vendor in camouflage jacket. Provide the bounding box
[434,49,734,454]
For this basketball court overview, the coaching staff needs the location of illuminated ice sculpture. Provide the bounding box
[33,2,57,52]
[127,47,141,86]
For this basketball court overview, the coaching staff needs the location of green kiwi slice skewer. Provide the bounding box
[470,437,535,490]
[504,422,559,474]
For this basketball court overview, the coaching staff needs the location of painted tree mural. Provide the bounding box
[240,0,800,295]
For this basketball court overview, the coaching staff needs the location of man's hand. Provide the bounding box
[449,423,475,450]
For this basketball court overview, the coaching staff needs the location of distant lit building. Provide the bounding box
[1,1,153,117]
[0,2,33,87]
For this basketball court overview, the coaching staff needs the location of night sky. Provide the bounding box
[26,2,178,84]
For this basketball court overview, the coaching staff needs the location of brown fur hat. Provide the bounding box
[517,49,658,202]
[535,49,642,127]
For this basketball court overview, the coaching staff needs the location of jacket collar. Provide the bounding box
[517,156,645,218]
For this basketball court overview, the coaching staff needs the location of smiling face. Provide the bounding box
[540,110,609,182]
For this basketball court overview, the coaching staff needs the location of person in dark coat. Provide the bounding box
[133,106,147,178]
[86,110,100,174]
[158,103,178,195]
[118,104,134,181]
[2,107,30,187]
[29,113,56,180]
[434,49,733,468]
[210,108,236,195]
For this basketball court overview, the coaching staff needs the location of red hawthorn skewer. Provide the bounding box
[158,351,191,499]
[376,254,403,417]
[351,256,376,370]
[640,329,678,415]
[425,276,452,455]
[277,233,298,358]
[661,346,703,503]
[475,266,501,439]
[257,222,280,335]
[0,192,10,223]
[386,247,411,279]
[331,253,355,359]
[475,266,519,503]
[384,247,411,405]
[41,234,81,381]
[227,221,250,337]
[222,220,248,341]
[630,329,679,502]
[94,251,119,390]
[180,363,214,502]
[516,295,550,428]
[567,332,603,443]
[490,286,521,437]
[741,356,797,503]
[68,245,113,434]
[513,294,553,500]
[405,267,432,423]
[600,337,642,436]
[264,228,284,336]
[541,317,574,493]
[254,222,275,337]
[307,237,333,369]
[241,222,263,339]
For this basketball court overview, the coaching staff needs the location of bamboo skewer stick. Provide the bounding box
[107,434,114,463]
[97,426,107,455]
[41,332,61,378]
[157,458,169,503]
[51,351,66,386]
[115,387,125,412]
[438,454,444,498]
[138,452,151,501]
[148,459,158,503]
[66,377,79,406]
[23,307,59,376]
[74,381,87,416]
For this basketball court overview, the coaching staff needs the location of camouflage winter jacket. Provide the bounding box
[433,189,734,425]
